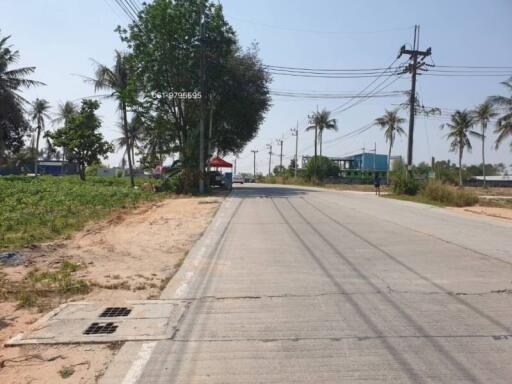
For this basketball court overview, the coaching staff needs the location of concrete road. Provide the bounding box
[101,184,512,384]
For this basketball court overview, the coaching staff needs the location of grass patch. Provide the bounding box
[0,260,89,311]
[479,198,512,209]
[387,180,479,208]
[59,366,75,379]
[0,175,165,251]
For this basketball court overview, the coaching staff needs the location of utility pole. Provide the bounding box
[266,143,272,176]
[234,158,237,174]
[373,142,376,172]
[291,122,299,177]
[277,139,284,168]
[251,149,258,178]
[198,7,207,193]
[397,25,432,176]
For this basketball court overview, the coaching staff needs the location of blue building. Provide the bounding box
[351,152,388,172]
[38,160,79,175]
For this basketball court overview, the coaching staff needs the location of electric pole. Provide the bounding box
[234,158,237,174]
[266,143,272,176]
[291,122,299,177]
[397,25,432,176]
[251,149,258,178]
[277,139,284,168]
[198,7,207,193]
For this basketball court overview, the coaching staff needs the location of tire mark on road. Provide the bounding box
[300,196,511,334]
[283,197,483,384]
[270,198,428,384]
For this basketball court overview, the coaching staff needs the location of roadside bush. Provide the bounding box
[421,180,478,207]
[159,173,184,193]
[305,156,340,181]
[391,169,420,195]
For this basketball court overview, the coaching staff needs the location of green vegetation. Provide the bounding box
[0,260,89,311]
[49,100,114,181]
[420,180,479,207]
[0,175,160,251]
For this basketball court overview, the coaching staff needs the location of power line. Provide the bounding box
[225,14,413,35]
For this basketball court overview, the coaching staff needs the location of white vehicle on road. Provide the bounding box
[233,174,244,184]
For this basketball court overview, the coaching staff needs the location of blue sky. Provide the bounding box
[3,0,511,173]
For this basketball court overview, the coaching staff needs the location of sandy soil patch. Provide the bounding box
[450,205,512,221]
[0,194,223,383]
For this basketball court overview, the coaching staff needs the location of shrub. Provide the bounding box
[391,168,420,195]
[305,156,340,181]
[421,180,478,207]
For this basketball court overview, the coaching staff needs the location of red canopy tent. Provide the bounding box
[209,157,232,168]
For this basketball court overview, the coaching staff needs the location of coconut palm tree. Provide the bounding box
[442,110,477,187]
[53,101,77,126]
[487,77,512,150]
[86,51,135,187]
[0,32,44,158]
[374,110,406,184]
[306,109,337,156]
[30,98,51,175]
[52,101,77,161]
[472,102,498,187]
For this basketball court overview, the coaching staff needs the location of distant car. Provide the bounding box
[233,174,244,184]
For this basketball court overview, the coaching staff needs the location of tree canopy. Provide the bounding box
[49,100,113,180]
[119,0,271,191]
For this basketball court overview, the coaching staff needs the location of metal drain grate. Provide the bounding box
[99,307,132,318]
[83,322,118,335]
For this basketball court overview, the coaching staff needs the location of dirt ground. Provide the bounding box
[0,194,224,384]
[451,205,512,221]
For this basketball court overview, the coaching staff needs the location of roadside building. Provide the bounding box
[301,152,390,183]
[35,160,79,175]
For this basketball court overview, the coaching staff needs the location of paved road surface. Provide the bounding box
[102,184,512,383]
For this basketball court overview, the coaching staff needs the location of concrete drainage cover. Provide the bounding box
[6,300,189,345]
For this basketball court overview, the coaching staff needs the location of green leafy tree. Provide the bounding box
[305,155,339,181]
[487,77,512,150]
[374,109,406,184]
[0,32,43,160]
[30,98,51,175]
[441,110,477,186]
[49,100,114,181]
[86,51,136,187]
[121,0,270,192]
[306,109,337,156]
[471,102,498,186]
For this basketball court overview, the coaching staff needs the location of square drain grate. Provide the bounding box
[99,307,132,318]
[83,322,118,335]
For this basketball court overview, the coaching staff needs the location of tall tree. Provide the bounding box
[487,77,512,150]
[53,101,77,125]
[49,100,113,181]
[306,109,337,156]
[52,101,77,161]
[442,110,477,186]
[121,0,270,192]
[472,102,498,186]
[86,51,136,187]
[374,109,406,184]
[30,98,51,175]
[0,32,43,160]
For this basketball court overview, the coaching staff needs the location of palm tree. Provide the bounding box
[52,101,77,161]
[30,98,51,175]
[86,51,135,187]
[487,77,512,150]
[53,101,77,125]
[374,109,406,184]
[442,110,477,187]
[0,32,44,158]
[307,109,337,156]
[472,102,498,187]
